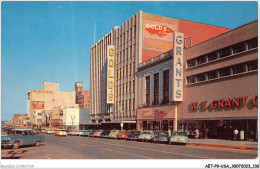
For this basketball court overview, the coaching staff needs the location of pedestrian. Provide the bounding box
[249,130,254,141]
[240,129,244,141]
[205,128,209,139]
[195,128,199,139]
[234,128,238,140]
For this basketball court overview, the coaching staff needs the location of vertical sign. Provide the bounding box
[173,32,184,101]
[107,45,115,104]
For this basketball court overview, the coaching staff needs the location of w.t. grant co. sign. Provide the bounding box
[189,95,258,112]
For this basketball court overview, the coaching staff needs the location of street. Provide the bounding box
[1,134,258,159]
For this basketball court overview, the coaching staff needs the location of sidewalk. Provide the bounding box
[188,138,258,151]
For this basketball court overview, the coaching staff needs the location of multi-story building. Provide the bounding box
[12,114,29,126]
[75,82,90,109]
[136,20,258,140]
[90,11,230,129]
[63,108,90,130]
[27,82,78,127]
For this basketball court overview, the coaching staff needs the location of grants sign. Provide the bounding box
[107,45,115,104]
[173,32,184,101]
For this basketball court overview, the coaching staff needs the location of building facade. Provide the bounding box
[90,11,230,129]
[63,108,90,130]
[12,114,29,126]
[27,82,78,127]
[136,20,258,140]
[75,82,90,109]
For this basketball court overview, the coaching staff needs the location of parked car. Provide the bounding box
[33,128,41,134]
[46,129,54,134]
[1,128,44,149]
[108,130,121,139]
[100,130,110,138]
[54,129,67,136]
[152,131,170,143]
[78,130,87,136]
[71,130,80,136]
[41,129,47,133]
[117,130,130,140]
[67,130,75,135]
[80,130,95,137]
[138,131,155,142]
[169,131,189,145]
[92,130,103,137]
[126,130,141,141]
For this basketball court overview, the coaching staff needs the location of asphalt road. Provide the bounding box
[1,133,258,159]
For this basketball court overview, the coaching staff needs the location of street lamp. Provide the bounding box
[71,115,75,129]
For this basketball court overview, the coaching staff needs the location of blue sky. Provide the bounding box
[1,1,258,121]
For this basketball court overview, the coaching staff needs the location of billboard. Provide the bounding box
[173,32,184,101]
[107,45,115,104]
[32,101,44,109]
[142,13,178,61]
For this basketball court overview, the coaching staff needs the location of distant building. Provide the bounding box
[12,114,29,126]
[63,108,90,130]
[27,82,79,127]
[75,82,90,109]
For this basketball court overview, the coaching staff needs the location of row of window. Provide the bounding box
[115,98,135,118]
[145,70,170,106]
[187,37,258,68]
[187,60,258,84]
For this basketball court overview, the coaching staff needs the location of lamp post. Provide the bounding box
[71,115,75,129]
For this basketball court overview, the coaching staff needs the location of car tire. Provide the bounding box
[13,141,20,149]
[35,142,41,147]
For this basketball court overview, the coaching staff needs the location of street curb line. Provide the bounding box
[187,143,258,151]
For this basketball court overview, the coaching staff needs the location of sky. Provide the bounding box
[1,1,258,121]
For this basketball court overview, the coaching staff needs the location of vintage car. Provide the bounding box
[81,130,95,137]
[169,131,189,145]
[138,131,155,142]
[41,129,47,133]
[46,129,54,134]
[92,130,103,137]
[1,129,44,149]
[126,130,141,140]
[107,130,121,139]
[117,130,130,140]
[54,129,67,136]
[78,130,88,136]
[71,130,80,136]
[100,130,110,138]
[152,131,170,143]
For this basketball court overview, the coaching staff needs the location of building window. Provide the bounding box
[197,56,206,65]
[163,70,169,104]
[208,70,218,80]
[219,47,232,58]
[232,42,246,54]
[247,37,258,50]
[197,73,206,82]
[247,60,258,71]
[154,73,159,105]
[219,67,231,77]
[145,76,150,106]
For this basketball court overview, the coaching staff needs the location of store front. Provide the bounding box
[137,105,176,132]
[178,119,257,141]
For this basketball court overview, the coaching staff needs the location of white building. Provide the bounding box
[63,108,90,130]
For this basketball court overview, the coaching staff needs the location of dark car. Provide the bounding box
[100,130,110,138]
[152,131,170,143]
[126,130,141,141]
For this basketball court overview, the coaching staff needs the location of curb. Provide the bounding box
[188,143,258,151]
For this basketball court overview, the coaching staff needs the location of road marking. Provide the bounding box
[139,155,152,159]
[83,139,211,159]
[99,148,113,151]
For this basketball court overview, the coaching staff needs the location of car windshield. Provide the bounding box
[130,131,138,134]
[172,132,186,136]
[7,130,23,135]
[111,130,118,133]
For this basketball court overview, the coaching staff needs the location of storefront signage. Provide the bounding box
[142,110,168,119]
[145,24,174,36]
[32,101,44,109]
[173,32,184,101]
[32,90,52,93]
[107,45,115,104]
[190,95,258,111]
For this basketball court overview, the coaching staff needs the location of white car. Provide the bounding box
[138,131,155,142]
[46,130,54,134]
[54,129,67,136]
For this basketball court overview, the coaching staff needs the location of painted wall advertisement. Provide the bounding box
[32,101,44,109]
[107,45,115,104]
[142,13,178,61]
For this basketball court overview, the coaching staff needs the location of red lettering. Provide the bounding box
[218,99,224,108]
[202,101,207,110]
[190,102,199,110]
[211,100,217,109]
[253,95,258,106]
[232,98,240,107]
[241,96,248,107]
[225,98,232,108]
